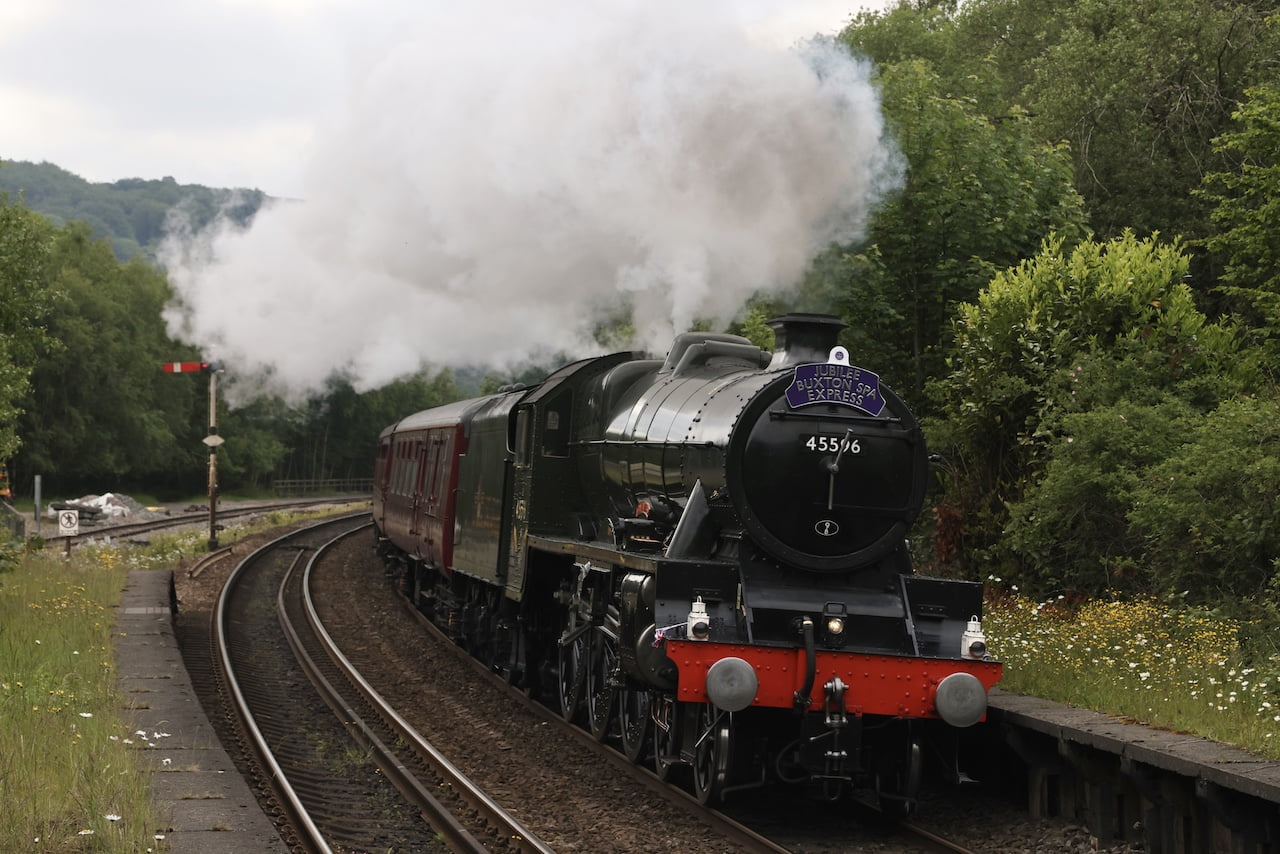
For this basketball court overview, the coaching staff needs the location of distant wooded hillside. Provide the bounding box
[0,159,269,262]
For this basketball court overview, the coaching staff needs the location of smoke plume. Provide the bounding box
[161,0,899,401]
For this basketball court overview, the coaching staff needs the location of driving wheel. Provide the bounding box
[692,703,733,805]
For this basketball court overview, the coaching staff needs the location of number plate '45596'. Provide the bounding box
[804,435,861,454]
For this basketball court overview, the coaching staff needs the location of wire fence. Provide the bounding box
[271,478,373,497]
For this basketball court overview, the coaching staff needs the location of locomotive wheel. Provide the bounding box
[692,703,733,805]
[619,685,651,763]
[586,625,619,742]
[558,627,589,724]
[875,734,922,818]
[653,697,687,783]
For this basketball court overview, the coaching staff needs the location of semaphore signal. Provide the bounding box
[161,361,220,374]
[162,359,224,548]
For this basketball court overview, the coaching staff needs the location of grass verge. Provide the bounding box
[984,587,1280,759]
[0,546,166,851]
[0,502,363,852]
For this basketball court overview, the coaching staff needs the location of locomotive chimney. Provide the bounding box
[766,313,848,369]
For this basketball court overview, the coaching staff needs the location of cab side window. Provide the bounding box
[514,409,532,466]
[543,394,571,458]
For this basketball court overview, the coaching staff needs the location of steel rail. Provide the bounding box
[213,526,334,854]
[281,530,481,850]
[300,523,556,854]
[58,497,365,546]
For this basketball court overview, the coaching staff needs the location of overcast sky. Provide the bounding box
[1,0,884,198]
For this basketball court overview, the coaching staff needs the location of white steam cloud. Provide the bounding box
[161,1,900,401]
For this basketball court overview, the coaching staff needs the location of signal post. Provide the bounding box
[162,360,224,549]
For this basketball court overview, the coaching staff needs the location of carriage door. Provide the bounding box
[409,438,430,537]
[506,405,534,597]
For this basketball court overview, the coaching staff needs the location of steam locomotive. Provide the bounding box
[372,313,1001,811]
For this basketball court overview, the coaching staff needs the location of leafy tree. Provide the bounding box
[14,223,203,493]
[1128,394,1280,606]
[928,232,1249,578]
[1000,392,1196,597]
[841,0,1053,123]
[809,58,1085,399]
[1015,0,1275,241]
[1197,82,1280,353]
[0,161,268,262]
[842,0,964,77]
[0,197,57,468]
[214,395,292,492]
[735,303,778,352]
[843,0,1280,261]
[274,370,460,484]
[1002,386,1280,636]
[128,199,171,247]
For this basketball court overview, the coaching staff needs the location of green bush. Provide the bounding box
[928,232,1254,591]
[1000,388,1280,632]
[1129,394,1280,606]
[1001,393,1195,597]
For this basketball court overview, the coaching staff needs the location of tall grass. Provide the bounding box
[984,586,1280,759]
[0,546,166,851]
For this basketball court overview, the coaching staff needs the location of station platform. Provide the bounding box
[115,569,287,853]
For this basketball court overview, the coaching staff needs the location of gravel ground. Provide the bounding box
[171,516,1144,853]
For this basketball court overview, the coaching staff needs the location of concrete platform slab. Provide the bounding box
[115,569,288,853]
[989,688,1280,803]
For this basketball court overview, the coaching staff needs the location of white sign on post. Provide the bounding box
[58,509,79,538]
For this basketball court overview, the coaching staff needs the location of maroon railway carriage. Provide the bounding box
[373,313,1002,811]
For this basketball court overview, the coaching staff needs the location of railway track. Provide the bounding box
[55,497,361,547]
[211,515,549,852]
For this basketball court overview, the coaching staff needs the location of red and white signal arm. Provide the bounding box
[162,361,210,373]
